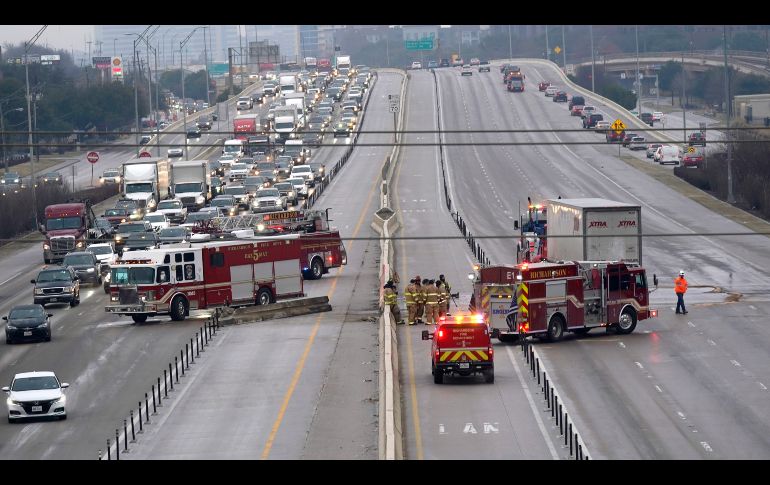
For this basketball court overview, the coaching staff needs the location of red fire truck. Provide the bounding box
[105,236,304,323]
[194,209,347,280]
[470,260,657,342]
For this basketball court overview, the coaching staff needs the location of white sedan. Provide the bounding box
[228,163,250,181]
[652,111,664,122]
[544,86,558,97]
[144,213,170,232]
[3,371,69,422]
[167,147,184,158]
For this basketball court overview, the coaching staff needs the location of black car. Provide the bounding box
[688,132,706,146]
[568,95,586,110]
[114,221,154,252]
[114,199,144,220]
[4,305,53,344]
[252,91,265,105]
[196,117,212,130]
[158,227,190,245]
[122,232,159,252]
[38,172,63,185]
[186,128,202,139]
[639,112,654,127]
[0,172,24,191]
[333,121,350,137]
[211,177,225,196]
[439,59,450,68]
[209,160,225,177]
[31,267,80,307]
[553,91,568,103]
[62,251,102,286]
[583,113,604,129]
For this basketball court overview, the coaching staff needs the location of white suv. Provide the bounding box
[3,371,69,422]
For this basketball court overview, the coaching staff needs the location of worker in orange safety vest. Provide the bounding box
[674,270,688,315]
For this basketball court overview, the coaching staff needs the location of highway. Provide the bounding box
[0,74,365,459]
[417,61,770,459]
[121,70,400,460]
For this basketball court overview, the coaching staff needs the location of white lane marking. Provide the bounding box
[677,411,687,420]
[655,385,663,393]
[483,422,500,434]
[687,321,696,328]
[618,342,626,349]
[439,424,447,434]
[635,361,644,370]
[0,271,21,287]
[759,382,767,390]
[730,360,741,367]
[504,346,560,460]
[749,305,756,310]
[463,423,478,434]
[701,442,713,452]
[707,339,716,346]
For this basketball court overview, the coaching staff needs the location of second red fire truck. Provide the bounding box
[470,260,657,342]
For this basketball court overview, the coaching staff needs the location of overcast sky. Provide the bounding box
[1,25,95,51]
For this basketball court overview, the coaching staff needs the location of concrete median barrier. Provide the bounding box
[216,296,331,325]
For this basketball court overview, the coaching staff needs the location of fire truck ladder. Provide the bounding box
[210,214,267,232]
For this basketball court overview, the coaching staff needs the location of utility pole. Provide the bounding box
[545,25,550,61]
[724,25,735,204]
[508,25,512,60]
[238,25,244,91]
[635,25,641,114]
[25,25,47,231]
[590,25,595,93]
[203,26,211,109]
[562,25,567,68]
[681,51,687,145]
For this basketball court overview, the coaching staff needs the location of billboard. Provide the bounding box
[93,56,112,69]
[111,56,124,82]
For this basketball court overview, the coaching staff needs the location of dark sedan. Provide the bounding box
[4,305,53,344]
[62,251,102,285]
[38,172,63,185]
[122,232,159,252]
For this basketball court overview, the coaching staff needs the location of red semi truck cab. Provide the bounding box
[41,202,96,264]
[422,314,495,384]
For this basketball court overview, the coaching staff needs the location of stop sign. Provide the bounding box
[87,151,99,164]
[139,151,151,158]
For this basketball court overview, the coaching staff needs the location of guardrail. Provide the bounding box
[371,68,407,460]
[519,336,591,460]
[216,296,331,324]
[98,311,223,460]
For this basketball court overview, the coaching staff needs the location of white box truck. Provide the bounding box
[283,93,306,129]
[273,106,298,141]
[545,198,643,264]
[170,160,211,211]
[279,74,298,97]
[121,158,169,211]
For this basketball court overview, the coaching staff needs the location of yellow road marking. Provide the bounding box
[260,145,382,460]
[393,110,425,460]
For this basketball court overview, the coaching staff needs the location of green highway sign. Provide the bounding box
[405,38,434,50]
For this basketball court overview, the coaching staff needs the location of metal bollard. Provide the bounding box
[175,357,179,383]
[98,450,102,461]
[183,347,188,370]
[107,439,111,460]
[559,405,563,435]
[158,377,163,404]
[190,339,195,363]
[145,393,150,422]
[164,369,168,396]
[151,385,157,414]
[124,420,128,451]
[536,359,540,385]
[578,443,582,460]
[116,429,120,460]
[545,378,549,404]
[569,423,573,456]
[130,410,136,441]
[138,402,143,432]
[564,413,569,445]
[553,395,558,419]
[195,333,200,356]
[204,325,208,345]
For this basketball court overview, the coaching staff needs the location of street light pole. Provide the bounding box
[562,25,567,68]
[724,25,735,204]
[203,26,211,109]
[1,106,24,171]
[180,26,203,161]
[508,25,512,60]
[635,25,641,114]
[545,25,549,61]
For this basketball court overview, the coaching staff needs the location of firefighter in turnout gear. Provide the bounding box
[405,278,418,325]
[437,281,449,320]
[383,280,404,324]
[425,279,439,325]
[415,277,426,324]
[438,274,451,294]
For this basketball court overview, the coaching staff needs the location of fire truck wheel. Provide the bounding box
[616,309,637,334]
[170,296,188,321]
[310,257,324,280]
[432,365,443,384]
[498,334,518,343]
[132,314,148,323]
[483,368,494,384]
[546,315,565,342]
[256,287,273,305]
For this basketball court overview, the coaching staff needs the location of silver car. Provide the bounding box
[252,188,287,213]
